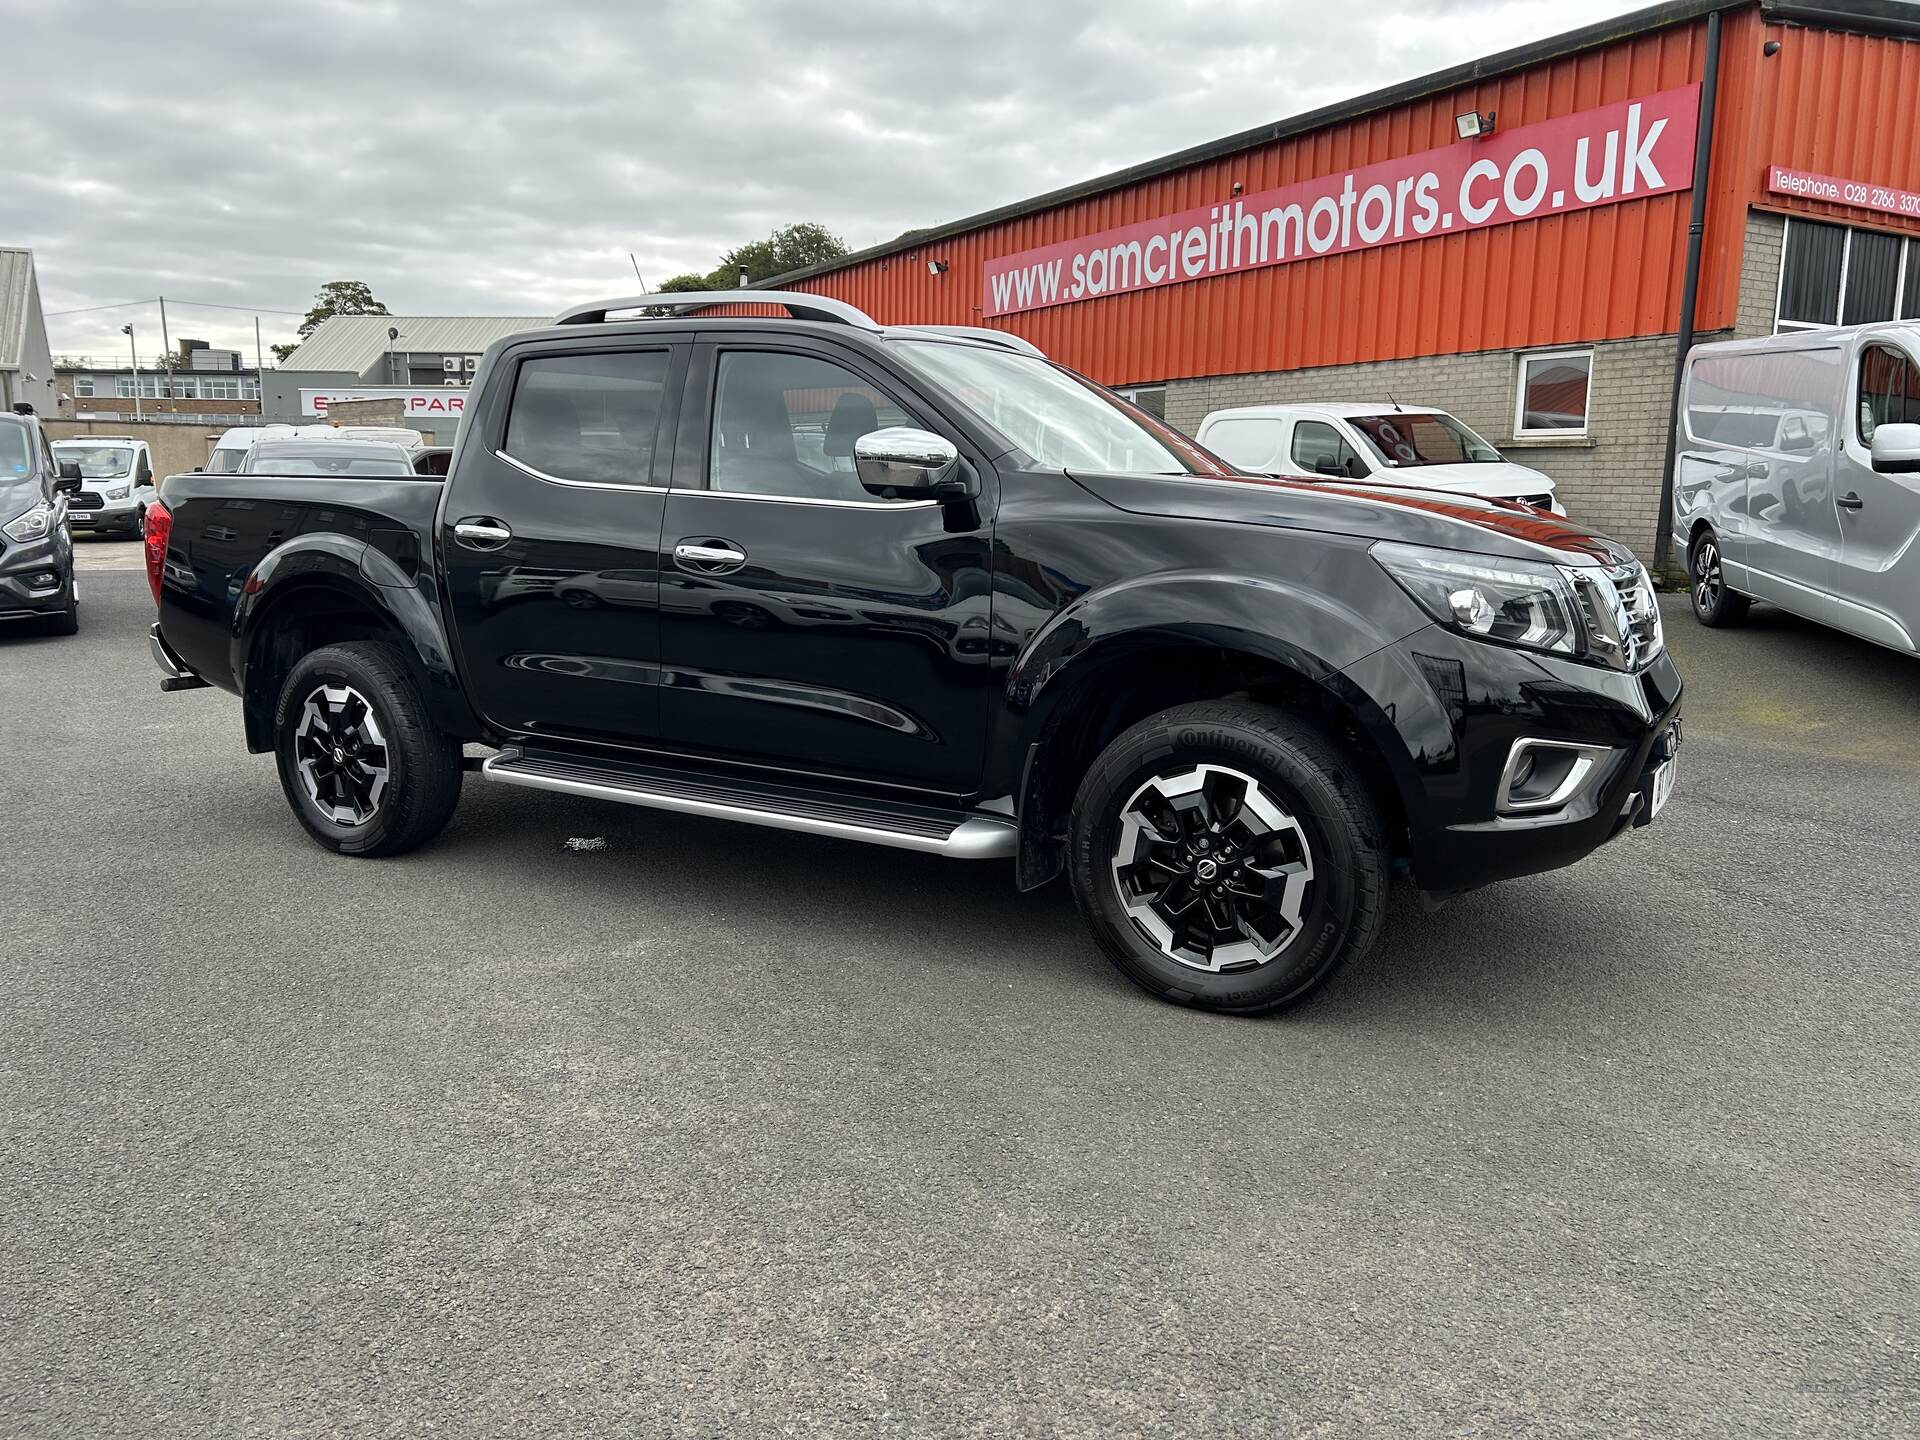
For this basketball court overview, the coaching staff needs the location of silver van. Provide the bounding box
[1674,322,1920,652]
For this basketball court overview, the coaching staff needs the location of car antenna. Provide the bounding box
[1387,392,1403,413]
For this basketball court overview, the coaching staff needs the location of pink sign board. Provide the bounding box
[983,85,1701,318]
[1766,166,1920,222]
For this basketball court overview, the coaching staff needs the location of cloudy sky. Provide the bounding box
[9,0,1649,363]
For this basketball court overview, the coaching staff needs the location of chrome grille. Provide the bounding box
[1568,561,1664,672]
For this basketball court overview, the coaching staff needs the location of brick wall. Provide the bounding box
[1166,335,1681,556]
[1735,210,1786,338]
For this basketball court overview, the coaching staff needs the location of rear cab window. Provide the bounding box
[502,350,672,486]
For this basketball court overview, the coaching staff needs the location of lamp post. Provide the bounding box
[122,323,142,420]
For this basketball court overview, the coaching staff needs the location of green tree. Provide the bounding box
[274,280,390,361]
[655,224,851,293]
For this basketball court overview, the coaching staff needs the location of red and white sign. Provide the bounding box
[983,85,1700,318]
[298,387,469,418]
[1767,166,1920,221]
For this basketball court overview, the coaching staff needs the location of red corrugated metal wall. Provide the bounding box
[795,20,1732,385]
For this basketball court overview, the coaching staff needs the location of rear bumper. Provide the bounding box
[1340,626,1684,894]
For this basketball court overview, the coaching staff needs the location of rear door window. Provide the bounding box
[503,350,672,486]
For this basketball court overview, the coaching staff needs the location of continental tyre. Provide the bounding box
[1069,700,1389,1015]
[1689,528,1750,628]
[272,641,462,857]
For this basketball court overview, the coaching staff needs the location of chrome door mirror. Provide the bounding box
[1869,421,1920,475]
[854,427,972,500]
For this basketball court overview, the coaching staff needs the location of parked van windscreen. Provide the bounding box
[206,448,247,473]
[52,443,134,478]
[1348,413,1503,467]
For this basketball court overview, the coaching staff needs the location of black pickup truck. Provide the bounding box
[149,291,1681,1014]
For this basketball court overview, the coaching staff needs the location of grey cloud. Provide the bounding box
[6,0,1646,359]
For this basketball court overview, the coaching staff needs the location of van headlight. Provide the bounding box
[104,485,130,500]
[3,502,54,544]
[1372,541,1662,671]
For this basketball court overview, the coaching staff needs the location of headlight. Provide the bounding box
[104,485,130,500]
[1372,541,1662,671]
[3,502,54,544]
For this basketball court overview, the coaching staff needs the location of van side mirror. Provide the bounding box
[1870,422,1920,475]
[1313,456,1347,478]
[854,427,973,500]
[54,462,83,492]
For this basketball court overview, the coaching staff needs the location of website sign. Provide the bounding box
[983,85,1700,318]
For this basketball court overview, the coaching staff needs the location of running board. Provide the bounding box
[481,749,1016,860]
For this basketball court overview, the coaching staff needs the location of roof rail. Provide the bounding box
[892,325,1046,359]
[553,290,882,329]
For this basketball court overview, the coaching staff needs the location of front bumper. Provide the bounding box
[1340,625,1684,894]
[0,530,72,619]
[66,497,141,530]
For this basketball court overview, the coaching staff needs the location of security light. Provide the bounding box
[927,259,950,277]
[1455,110,1496,140]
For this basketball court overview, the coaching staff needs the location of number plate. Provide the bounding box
[1650,754,1677,820]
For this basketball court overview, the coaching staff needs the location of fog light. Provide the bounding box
[25,569,58,590]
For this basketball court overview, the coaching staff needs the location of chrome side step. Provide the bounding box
[481,749,1016,860]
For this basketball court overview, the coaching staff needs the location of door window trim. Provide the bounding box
[678,337,947,509]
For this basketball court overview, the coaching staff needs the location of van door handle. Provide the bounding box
[453,517,513,548]
[1837,492,1865,511]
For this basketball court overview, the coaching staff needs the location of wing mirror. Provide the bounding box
[1313,456,1348,478]
[1869,421,1920,475]
[54,461,83,493]
[854,427,974,501]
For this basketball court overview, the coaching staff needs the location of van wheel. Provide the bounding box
[273,642,462,857]
[1069,700,1389,1016]
[1690,530,1750,627]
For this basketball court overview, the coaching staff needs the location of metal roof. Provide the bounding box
[278,314,543,373]
[0,247,37,370]
[762,0,1920,290]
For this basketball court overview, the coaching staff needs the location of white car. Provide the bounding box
[1195,403,1567,515]
[50,436,158,538]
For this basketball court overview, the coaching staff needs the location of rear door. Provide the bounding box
[440,338,688,743]
[654,336,999,796]
[1835,337,1920,647]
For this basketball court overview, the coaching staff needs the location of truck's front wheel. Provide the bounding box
[1069,700,1389,1015]
[273,642,462,857]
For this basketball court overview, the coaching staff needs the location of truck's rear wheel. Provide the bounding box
[273,642,461,857]
[1069,700,1389,1015]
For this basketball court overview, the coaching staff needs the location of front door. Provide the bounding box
[1836,339,1920,647]
[1736,343,1847,612]
[440,342,686,744]
[656,339,998,797]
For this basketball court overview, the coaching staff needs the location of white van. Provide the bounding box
[206,425,299,474]
[1673,321,1920,653]
[50,436,157,538]
[1195,403,1566,514]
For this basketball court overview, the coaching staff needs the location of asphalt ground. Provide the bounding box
[1,537,1914,1437]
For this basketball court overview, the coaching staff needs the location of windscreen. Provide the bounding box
[206,448,246,473]
[246,450,413,476]
[898,341,1230,476]
[53,444,134,478]
[1347,413,1503,467]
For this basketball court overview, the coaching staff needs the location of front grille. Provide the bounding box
[1570,561,1664,671]
[1518,493,1555,510]
[70,492,103,510]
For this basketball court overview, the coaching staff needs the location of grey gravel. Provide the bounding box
[1,567,1914,1438]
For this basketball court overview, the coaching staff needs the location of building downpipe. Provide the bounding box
[1653,8,1724,581]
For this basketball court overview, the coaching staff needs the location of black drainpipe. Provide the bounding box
[1653,7,1724,580]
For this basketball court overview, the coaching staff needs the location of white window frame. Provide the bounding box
[1513,347,1594,438]
[72,376,96,397]
[1775,216,1915,333]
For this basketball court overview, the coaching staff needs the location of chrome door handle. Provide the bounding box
[674,542,747,566]
[454,518,513,547]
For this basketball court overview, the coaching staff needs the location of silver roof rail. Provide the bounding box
[893,325,1046,359]
[554,289,882,330]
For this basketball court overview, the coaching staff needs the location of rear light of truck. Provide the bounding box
[145,500,172,605]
